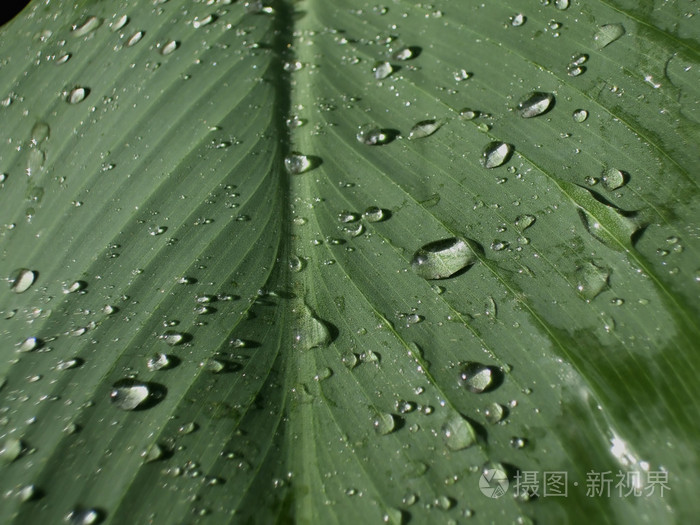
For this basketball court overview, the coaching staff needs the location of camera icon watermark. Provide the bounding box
[479,468,509,498]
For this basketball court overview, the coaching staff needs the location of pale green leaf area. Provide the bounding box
[0,0,698,524]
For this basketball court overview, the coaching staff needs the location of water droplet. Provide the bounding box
[285,152,313,174]
[338,211,360,223]
[111,14,129,31]
[160,330,185,346]
[575,261,610,300]
[0,437,23,464]
[510,13,526,27]
[594,24,626,49]
[554,0,569,10]
[482,141,513,168]
[160,40,178,55]
[490,240,509,251]
[364,206,387,222]
[373,412,396,435]
[192,14,215,29]
[443,416,476,450]
[10,268,37,293]
[125,31,144,47]
[67,87,89,104]
[567,65,586,77]
[411,237,477,280]
[356,125,396,145]
[72,16,102,37]
[393,46,419,60]
[601,167,628,190]
[458,362,496,393]
[514,214,535,230]
[110,379,163,411]
[179,422,197,434]
[572,109,588,122]
[459,108,479,120]
[517,92,555,118]
[17,484,38,502]
[453,69,472,81]
[510,436,528,449]
[56,358,83,371]
[147,353,175,371]
[373,61,394,79]
[18,336,41,353]
[31,121,50,145]
[484,402,506,424]
[293,304,332,350]
[408,119,442,139]
[65,508,104,525]
[63,280,87,294]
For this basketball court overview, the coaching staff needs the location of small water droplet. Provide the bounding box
[484,402,506,424]
[510,436,528,449]
[10,268,37,293]
[575,261,610,300]
[373,61,394,79]
[453,69,472,81]
[601,167,627,190]
[30,121,50,145]
[482,141,513,168]
[160,330,185,346]
[567,65,586,77]
[594,24,626,49]
[517,92,555,118]
[572,109,588,122]
[411,237,477,280]
[67,87,89,104]
[443,416,476,450]
[458,362,496,393]
[285,152,313,174]
[63,280,87,294]
[510,13,526,27]
[408,119,442,139]
[514,214,535,230]
[56,358,83,371]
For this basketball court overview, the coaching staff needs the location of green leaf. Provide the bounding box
[1,1,698,523]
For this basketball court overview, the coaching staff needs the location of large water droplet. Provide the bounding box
[364,206,388,222]
[0,437,23,465]
[147,353,176,371]
[393,46,419,60]
[110,379,164,411]
[373,412,396,435]
[458,362,497,393]
[373,61,394,79]
[575,261,610,300]
[594,24,626,49]
[601,167,627,190]
[294,304,332,350]
[67,87,89,104]
[71,16,102,37]
[411,237,477,280]
[554,0,570,10]
[126,31,144,47]
[285,152,313,174]
[160,330,186,346]
[193,14,215,29]
[356,125,396,146]
[65,508,104,525]
[572,109,588,123]
[482,141,513,168]
[160,40,179,55]
[517,92,555,118]
[10,268,37,293]
[514,214,536,230]
[30,121,50,145]
[442,416,476,450]
[510,13,526,27]
[408,119,442,139]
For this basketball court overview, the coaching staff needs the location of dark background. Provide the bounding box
[1,1,30,27]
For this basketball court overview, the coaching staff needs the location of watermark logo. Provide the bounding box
[479,468,509,498]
